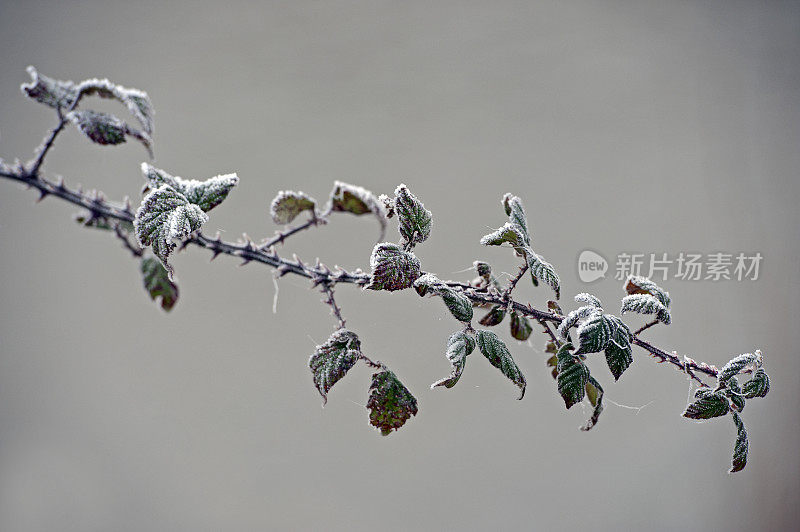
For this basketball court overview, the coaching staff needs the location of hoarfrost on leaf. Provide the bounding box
[730,412,749,473]
[717,351,762,388]
[67,110,152,156]
[270,190,316,225]
[526,249,560,299]
[366,369,418,435]
[21,66,78,108]
[476,330,526,399]
[366,243,421,291]
[142,163,238,213]
[574,293,602,309]
[394,184,432,246]
[308,329,361,405]
[479,305,506,326]
[509,311,532,341]
[328,181,387,240]
[581,376,604,431]
[625,275,671,308]
[133,185,208,278]
[620,293,671,325]
[556,342,589,409]
[412,273,473,322]
[682,388,730,420]
[140,257,179,311]
[502,193,530,245]
[603,314,633,380]
[742,368,770,399]
[556,305,600,342]
[431,331,476,389]
[574,313,612,355]
[480,222,526,248]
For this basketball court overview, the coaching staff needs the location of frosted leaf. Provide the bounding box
[556,305,599,341]
[730,412,749,473]
[502,193,530,245]
[270,190,316,224]
[412,273,473,322]
[77,78,155,135]
[473,261,492,281]
[742,368,770,399]
[431,331,476,389]
[366,243,421,291]
[476,330,526,399]
[682,389,730,420]
[134,185,208,278]
[480,222,526,248]
[574,313,612,355]
[509,310,532,341]
[21,66,78,108]
[603,314,633,381]
[378,193,395,218]
[140,257,179,311]
[142,163,238,213]
[556,343,588,409]
[581,376,604,431]
[625,275,671,308]
[574,293,602,308]
[717,351,762,388]
[479,305,506,326]
[620,294,671,325]
[525,249,560,299]
[726,377,746,413]
[366,369,418,435]
[308,329,361,405]
[394,184,432,246]
[67,110,152,156]
[328,181,387,240]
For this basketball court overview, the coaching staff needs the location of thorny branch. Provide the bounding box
[0,166,723,386]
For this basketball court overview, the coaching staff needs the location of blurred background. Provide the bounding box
[1,1,798,530]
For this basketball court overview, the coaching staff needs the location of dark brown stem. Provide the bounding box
[502,263,528,301]
[320,282,346,329]
[634,319,659,336]
[114,223,143,258]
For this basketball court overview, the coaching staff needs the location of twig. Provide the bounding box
[113,223,143,258]
[634,319,659,336]
[502,263,528,301]
[320,282,346,329]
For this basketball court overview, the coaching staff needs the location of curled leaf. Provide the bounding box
[742,368,770,399]
[556,343,588,409]
[366,243,421,291]
[621,293,671,325]
[309,329,361,404]
[730,412,749,473]
[556,305,599,342]
[625,275,671,308]
[67,110,152,156]
[142,163,238,213]
[480,222,526,248]
[431,331,476,389]
[328,181,387,240]
[502,193,530,244]
[270,190,316,224]
[366,369,418,435]
[412,273,472,322]
[509,311,532,341]
[603,314,633,380]
[21,66,78,108]
[140,257,179,311]
[581,376,604,431]
[479,305,506,326]
[574,293,602,308]
[476,330,526,399]
[574,313,612,355]
[394,184,432,246]
[717,351,762,388]
[683,389,730,420]
[525,249,560,299]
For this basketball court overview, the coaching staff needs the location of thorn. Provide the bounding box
[214,231,222,242]
[239,259,251,267]
[55,176,65,190]
[179,240,191,251]
[277,264,292,277]
[209,249,222,261]
[36,189,49,202]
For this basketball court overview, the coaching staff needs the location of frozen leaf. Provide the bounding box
[378,193,395,218]
[625,275,671,308]
[328,181,387,240]
[603,314,633,381]
[574,293,602,308]
[394,184,432,246]
[574,313,612,355]
[480,222,526,248]
[476,330,526,399]
[270,190,316,224]
[140,257,179,311]
[726,377,746,413]
[76,77,155,134]
[556,343,588,409]
[412,272,445,297]
[581,376,604,431]
[556,305,599,342]
[142,163,238,213]
[729,412,749,473]
[473,261,492,282]
[717,351,761,388]
[21,66,78,108]
[431,331,476,389]
[366,243,421,291]
[742,368,770,399]
[412,273,472,322]
[682,389,730,420]
[134,185,208,278]
[308,329,361,405]
[509,311,532,341]
[366,369,418,435]
[525,249,560,299]
[479,305,506,326]
[67,110,152,156]
[502,193,530,244]
[620,294,671,325]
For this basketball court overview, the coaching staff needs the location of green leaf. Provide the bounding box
[476,330,526,399]
[730,412,749,473]
[140,257,179,311]
[431,331,476,389]
[625,275,671,308]
[479,305,506,326]
[556,305,599,342]
[412,273,472,322]
[480,222,526,248]
[717,351,761,388]
[742,368,770,399]
[682,389,730,420]
[502,193,530,244]
[308,329,361,405]
[366,369,418,435]
[726,377,746,413]
[394,184,432,246]
[269,190,316,224]
[67,110,152,157]
[328,181,388,240]
[509,311,532,341]
[556,343,589,409]
[574,293,602,308]
[581,376,604,431]
[525,249,560,299]
[620,294,671,325]
[142,164,239,213]
[21,66,78,108]
[603,314,633,381]
[366,243,421,291]
[134,185,208,278]
[574,314,612,355]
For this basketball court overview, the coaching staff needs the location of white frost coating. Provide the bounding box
[269,190,316,224]
[625,275,671,308]
[574,293,602,308]
[141,163,238,212]
[77,77,154,134]
[620,293,671,325]
[327,181,388,241]
[557,305,600,341]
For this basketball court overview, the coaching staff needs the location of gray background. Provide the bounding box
[1,1,798,530]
